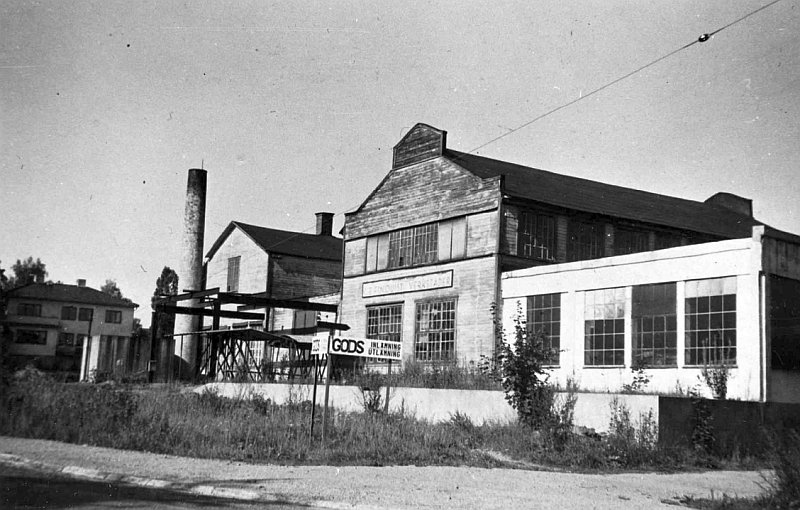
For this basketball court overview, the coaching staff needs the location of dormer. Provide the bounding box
[392,123,447,169]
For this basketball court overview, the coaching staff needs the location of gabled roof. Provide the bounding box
[206,221,342,262]
[5,283,137,308]
[445,149,798,242]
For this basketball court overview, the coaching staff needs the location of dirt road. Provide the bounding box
[0,436,767,509]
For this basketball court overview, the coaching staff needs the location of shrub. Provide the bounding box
[493,302,557,429]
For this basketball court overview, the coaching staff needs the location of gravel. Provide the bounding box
[0,436,768,509]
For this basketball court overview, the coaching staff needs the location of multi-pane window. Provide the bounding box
[16,329,47,345]
[61,306,77,320]
[367,304,403,343]
[584,288,625,366]
[105,310,122,323]
[568,220,605,262]
[388,224,438,268]
[527,293,561,365]
[227,256,241,292]
[293,309,317,330]
[519,211,556,261]
[17,303,41,317]
[632,283,677,366]
[415,299,456,362]
[58,332,76,347]
[685,277,737,366]
[78,308,93,321]
[654,232,683,250]
[614,227,650,256]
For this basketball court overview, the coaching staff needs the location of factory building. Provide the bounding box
[339,123,800,401]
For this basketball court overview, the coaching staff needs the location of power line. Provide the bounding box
[213,0,787,259]
[466,0,785,155]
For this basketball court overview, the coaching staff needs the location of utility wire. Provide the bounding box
[467,0,785,155]
[236,0,786,256]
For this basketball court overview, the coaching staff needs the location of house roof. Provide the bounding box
[4,283,138,308]
[445,149,800,242]
[206,221,343,261]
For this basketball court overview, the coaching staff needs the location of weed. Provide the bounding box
[621,358,650,394]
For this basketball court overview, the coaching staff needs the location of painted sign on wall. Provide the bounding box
[362,270,453,298]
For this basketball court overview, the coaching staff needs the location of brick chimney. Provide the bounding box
[316,212,334,236]
[76,279,86,287]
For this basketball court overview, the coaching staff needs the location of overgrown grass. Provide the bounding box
[0,368,788,477]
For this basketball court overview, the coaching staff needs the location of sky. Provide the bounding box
[2,0,799,327]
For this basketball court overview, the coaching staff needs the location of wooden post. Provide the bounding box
[384,360,392,414]
[322,334,333,443]
[148,309,159,383]
[310,354,318,438]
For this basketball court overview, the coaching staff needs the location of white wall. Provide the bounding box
[502,237,766,401]
[199,382,659,433]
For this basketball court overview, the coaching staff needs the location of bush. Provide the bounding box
[494,302,557,429]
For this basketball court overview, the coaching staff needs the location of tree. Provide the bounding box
[100,279,124,300]
[7,257,48,288]
[0,261,8,292]
[152,266,179,337]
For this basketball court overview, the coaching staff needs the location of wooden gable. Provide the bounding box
[392,123,447,169]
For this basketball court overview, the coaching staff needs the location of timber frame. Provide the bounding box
[150,288,345,382]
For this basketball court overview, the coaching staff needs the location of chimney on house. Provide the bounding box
[76,279,86,287]
[316,212,334,236]
[705,192,753,217]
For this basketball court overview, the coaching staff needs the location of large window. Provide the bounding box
[568,219,605,262]
[527,293,561,365]
[16,329,47,345]
[105,310,122,323]
[78,308,93,321]
[685,277,736,366]
[17,303,41,317]
[519,211,556,261]
[584,288,625,366]
[388,224,438,268]
[227,256,241,292]
[415,299,456,362]
[367,304,403,343]
[614,227,650,256]
[61,306,77,320]
[632,283,677,366]
[365,218,466,273]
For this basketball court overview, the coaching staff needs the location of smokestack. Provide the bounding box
[174,168,207,379]
[315,212,334,236]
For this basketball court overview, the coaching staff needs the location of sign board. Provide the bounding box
[311,337,328,356]
[327,337,402,361]
[362,270,453,298]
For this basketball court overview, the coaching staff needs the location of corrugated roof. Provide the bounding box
[207,221,342,261]
[445,149,788,240]
[5,283,137,308]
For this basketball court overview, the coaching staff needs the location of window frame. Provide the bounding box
[78,308,94,322]
[518,210,557,261]
[631,282,677,367]
[388,223,438,269]
[366,303,403,344]
[685,277,737,366]
[567,219,605,262]
[583,288,626,367]
[15,329,48,345]
[61,306,77,320]
[227,256,241,292]
[105,309,122,324]
[414,298,457,363]
[526,293,561,365]
[17,303,42,317]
